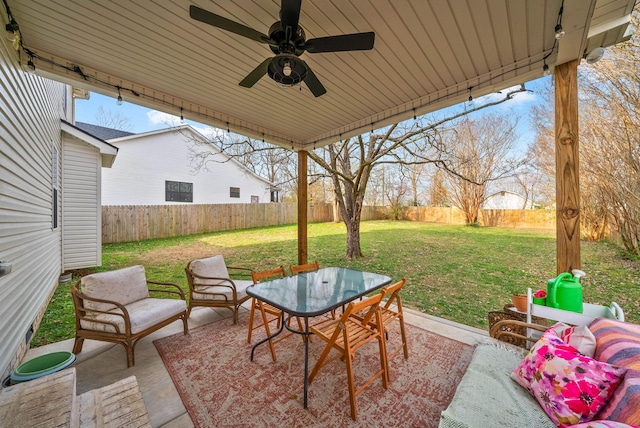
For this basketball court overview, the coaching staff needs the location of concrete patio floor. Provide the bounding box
[24,303,495,427]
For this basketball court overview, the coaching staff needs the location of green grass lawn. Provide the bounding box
[32,221,640,347]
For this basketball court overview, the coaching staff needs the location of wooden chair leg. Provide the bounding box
[258,302,277,362]
[399,316,409,359]
[182,315,189,335]
[125,342,135,368]
[72,337,84,354]
[344,349,358,420]
[247,298,256,343]
[233,305,239,324]
[309,337,336,384]
[378,333,390,387]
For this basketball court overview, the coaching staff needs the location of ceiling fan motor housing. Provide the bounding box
[268,21,306,56]
[268,54,307,85]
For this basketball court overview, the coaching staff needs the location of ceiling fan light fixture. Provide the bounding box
[586,47,605,64]
[268,54,307,87]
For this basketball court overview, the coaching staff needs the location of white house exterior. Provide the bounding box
[483,191,536,210]
[61,121,117,270]
[0,41,117,379]
[85,125,275,205]
[0,37,116,379]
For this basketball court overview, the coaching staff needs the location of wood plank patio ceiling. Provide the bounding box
[7,0,635,150]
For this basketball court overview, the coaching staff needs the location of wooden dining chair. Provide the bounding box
[289,261,320,275]
[351,279,408,382]
[247,266,305,361]
[309,292,388,421]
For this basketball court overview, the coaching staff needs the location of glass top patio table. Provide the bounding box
[245,266,392,409]
[246,266,392,317]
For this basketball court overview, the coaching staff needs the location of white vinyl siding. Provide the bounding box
[62,138,102,270]
[101,127,272,205]
[0,37,66,377]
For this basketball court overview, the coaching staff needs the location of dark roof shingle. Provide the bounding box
[74,122,135,140]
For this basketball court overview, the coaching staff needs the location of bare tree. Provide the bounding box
[579,36,640,252]
[94,106,133,131]
[528,8,640,252]
[307,86,528,258]
[384,166,411,219]
[441,114,522,224]
[185,131,298,200]
[429,168,449,206]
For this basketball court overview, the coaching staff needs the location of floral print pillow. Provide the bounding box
[511,330,626,427]
[567,421,639,428]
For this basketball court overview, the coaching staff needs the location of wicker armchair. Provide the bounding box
[185,255,253,323]
[488,317,548,349]
[71,265,188,367]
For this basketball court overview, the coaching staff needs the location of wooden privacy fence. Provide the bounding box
[402,206,556,230]
[102,203,555,244]
[102,203,386,243]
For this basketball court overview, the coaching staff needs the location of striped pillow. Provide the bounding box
[589,318,640,370]
[595,369,640,425]
[589,318,640,425]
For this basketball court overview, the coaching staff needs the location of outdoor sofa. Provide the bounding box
[439,317,640,428]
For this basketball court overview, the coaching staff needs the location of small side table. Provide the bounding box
[525,287,624,325]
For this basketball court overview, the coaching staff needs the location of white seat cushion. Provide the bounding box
[80,298,186,334]
[82,265,149,312]
[192,279,253,301]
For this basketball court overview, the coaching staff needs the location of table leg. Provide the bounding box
[303,316,309,408]
[250,312,285,362]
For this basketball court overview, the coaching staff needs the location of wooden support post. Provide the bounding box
[297,150,308,265]
[555,59,581,273]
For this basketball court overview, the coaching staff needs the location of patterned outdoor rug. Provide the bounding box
[154,314,474,427]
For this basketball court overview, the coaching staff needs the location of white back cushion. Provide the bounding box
[190,255,230,285]
[82,265,149,312]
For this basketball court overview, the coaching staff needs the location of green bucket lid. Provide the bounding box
[10,351,76,383]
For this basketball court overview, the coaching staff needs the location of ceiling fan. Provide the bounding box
[189,1,375,97]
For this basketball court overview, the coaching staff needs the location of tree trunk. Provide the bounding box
[344,206,363,259]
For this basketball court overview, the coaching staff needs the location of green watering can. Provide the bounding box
[546,270,585,313]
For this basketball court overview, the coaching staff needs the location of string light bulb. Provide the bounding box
[26,55,36,74]
[468,87,473,102]
[116,86,123,105]
[555,24,565,39]
[180,107,184,122]
[543,63,550,76]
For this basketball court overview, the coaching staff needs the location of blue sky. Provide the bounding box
[74,76,550,152]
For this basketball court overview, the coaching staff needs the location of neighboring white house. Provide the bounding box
[75,124,276,205]
[483,191,537,210]
[0,37,117,379]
